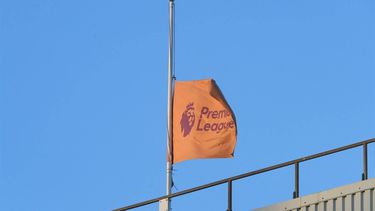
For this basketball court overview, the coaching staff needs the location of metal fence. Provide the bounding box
[254,178,375,211]
[113,138,375,211]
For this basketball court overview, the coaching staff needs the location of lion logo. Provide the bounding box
[180,103,195,137]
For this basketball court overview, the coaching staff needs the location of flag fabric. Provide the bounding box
[172,79,237,163]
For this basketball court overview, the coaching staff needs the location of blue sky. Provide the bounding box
[1,0,374,210]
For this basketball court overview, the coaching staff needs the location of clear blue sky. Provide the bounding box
[1,0,374,210]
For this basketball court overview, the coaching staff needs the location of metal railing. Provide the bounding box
[113,138,375,211]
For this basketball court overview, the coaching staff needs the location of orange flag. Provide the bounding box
[172,79,237,163]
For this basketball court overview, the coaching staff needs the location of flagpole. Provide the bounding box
[165,0,175,211]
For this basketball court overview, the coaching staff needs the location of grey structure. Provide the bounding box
[254,178,375,211]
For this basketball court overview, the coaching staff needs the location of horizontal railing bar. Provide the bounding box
[113,138,375,211]
[113,178,230,211]
[230,138,375,182]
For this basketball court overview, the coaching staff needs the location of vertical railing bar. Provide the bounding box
[362,143,368,180]
[227,180,233,211]
[294,162,300,199]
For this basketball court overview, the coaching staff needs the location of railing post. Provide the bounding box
[227,180,232,211]
[293,162,299,199]
[362,143,368,180]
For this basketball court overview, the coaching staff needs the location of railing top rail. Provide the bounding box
[113,138,375,211]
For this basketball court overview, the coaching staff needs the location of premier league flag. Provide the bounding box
[172,79,237,163]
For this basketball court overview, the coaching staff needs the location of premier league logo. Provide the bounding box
[180,103,195,137]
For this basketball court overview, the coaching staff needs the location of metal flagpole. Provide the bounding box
[160,0,175,211]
